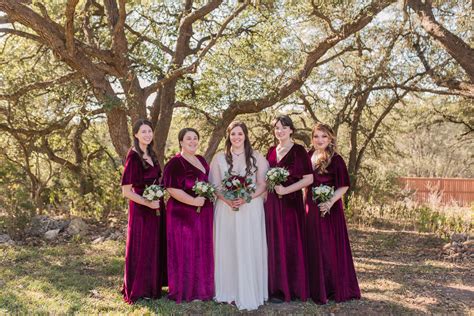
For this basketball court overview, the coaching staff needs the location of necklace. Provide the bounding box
[230,148,245,157]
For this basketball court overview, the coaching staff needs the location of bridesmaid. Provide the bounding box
[306,123,360,303]
[264,115,313,302]
[121,118,167,304]
[162,127,214,303]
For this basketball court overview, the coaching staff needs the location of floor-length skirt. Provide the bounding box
[307,199,360,303]
[214,197,268,311]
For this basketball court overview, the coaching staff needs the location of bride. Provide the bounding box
[209,121,269,311]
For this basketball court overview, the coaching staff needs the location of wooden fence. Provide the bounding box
[398,177,474,206]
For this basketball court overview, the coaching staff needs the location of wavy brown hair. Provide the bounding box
[311,123,336,174]
[132,118,159,169]
[224,121,257,176]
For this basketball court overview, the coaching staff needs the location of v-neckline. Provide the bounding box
[180,154,206,174]
[276,143,295,164]
[132,149,154,167]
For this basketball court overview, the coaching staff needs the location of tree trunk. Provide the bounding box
[154,81,177,165]
[204,122,228,161]
[105,107,130,161]
[347,93,369,193]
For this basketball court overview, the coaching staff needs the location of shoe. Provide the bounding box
[269,297,284,304]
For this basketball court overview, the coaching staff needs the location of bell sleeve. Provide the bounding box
[333,154,351,189]
[121,150,143,186]
[162,156,185,189]
[292,144,313,178]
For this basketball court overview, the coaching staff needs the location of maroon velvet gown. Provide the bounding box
[162,153,214,303]
[306,151,361,303]
[264,144,312,301]
[121,149,167,304]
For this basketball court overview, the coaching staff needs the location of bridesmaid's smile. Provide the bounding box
[135,124,154,146]
[274,121,292,141]
[312,130,331,150]
[180,131,200,154]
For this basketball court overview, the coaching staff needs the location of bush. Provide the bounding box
[346,194,473,239]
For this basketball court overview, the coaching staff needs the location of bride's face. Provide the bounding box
[229,126,245,149]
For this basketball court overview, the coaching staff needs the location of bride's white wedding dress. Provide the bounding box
[209,151,269,311]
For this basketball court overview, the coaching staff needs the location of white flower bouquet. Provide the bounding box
[192,180,217,213]
[311,184,335,217]
[143,184,165,216]
[265,167,289,198]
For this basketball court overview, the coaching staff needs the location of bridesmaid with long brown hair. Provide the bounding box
[121,118,167,304]
[306,123,360,304]
[264,115,313,302]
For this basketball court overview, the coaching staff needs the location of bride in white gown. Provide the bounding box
[209,121,269,311]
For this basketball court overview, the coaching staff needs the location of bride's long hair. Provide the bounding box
[311,123,336,174]
[224,121,257,176]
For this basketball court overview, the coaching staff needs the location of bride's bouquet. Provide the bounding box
[221,172,256,211]
[265,167,289,198]
[143,184,165,216]
[311,184,335,217]
[192,180,217,213]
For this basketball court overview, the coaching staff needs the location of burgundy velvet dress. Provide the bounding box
[306,151,361,303]
[264,144,312,301]
[121,149,167,304]
[162,153,214,303]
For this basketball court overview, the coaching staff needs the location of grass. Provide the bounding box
[1,226,472,314]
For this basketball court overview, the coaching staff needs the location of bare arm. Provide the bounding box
[167,188,205,207]
[122,184,160,209]
[319,186,349,215]
[275,174,313,196]
[251,172,267,199]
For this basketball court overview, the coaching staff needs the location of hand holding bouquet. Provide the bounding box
[192,180,217,213]
[221,172,256,211]
[266,167,289,198]
[143,184,165,216]
[311,184,335,217]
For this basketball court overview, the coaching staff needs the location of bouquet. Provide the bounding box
[192,180,217,213]
[143,184,165,216]
[311,184,335,217]
[265,167,289,198]
[221,172,256,211]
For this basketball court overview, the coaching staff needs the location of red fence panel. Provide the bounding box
[398,177,474,206]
